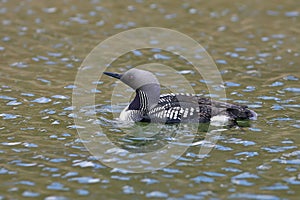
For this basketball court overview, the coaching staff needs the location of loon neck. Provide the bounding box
[128,83,160,112]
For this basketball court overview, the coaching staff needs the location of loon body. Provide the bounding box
[104,69,257,124]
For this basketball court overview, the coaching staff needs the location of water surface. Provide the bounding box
[0,0,299,199]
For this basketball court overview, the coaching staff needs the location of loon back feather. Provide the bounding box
[103,68,258,124]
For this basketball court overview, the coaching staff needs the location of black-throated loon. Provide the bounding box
[104,68,257,124]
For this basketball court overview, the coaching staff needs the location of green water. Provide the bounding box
[0,0,299,199]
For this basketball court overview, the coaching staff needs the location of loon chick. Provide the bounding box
[104,68,257,124]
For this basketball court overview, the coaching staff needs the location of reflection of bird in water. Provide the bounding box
[104,68,257,125]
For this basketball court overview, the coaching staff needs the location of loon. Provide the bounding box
[104,68,257,124]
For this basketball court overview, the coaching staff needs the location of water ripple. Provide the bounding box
[68,177,101,184]
[146,191,168,198]
[260,183,289,191]
[31,97,52,103]
[229,193,280,200]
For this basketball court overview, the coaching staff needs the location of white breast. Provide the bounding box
[119,105,131,121]
[119,105,144,122]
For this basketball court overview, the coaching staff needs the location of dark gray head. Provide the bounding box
[104,68,160,90]
[104,68,161,110]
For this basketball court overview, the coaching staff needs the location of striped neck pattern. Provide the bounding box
[128,89,149,112]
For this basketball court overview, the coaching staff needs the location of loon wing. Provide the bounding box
[142,93,257,123]
[145,94,211,123]
[210,100,257,120]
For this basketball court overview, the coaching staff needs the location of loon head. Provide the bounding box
[104,68,161,112]
[104,68,159,90]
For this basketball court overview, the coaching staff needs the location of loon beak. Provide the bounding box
[103,72,122,79]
